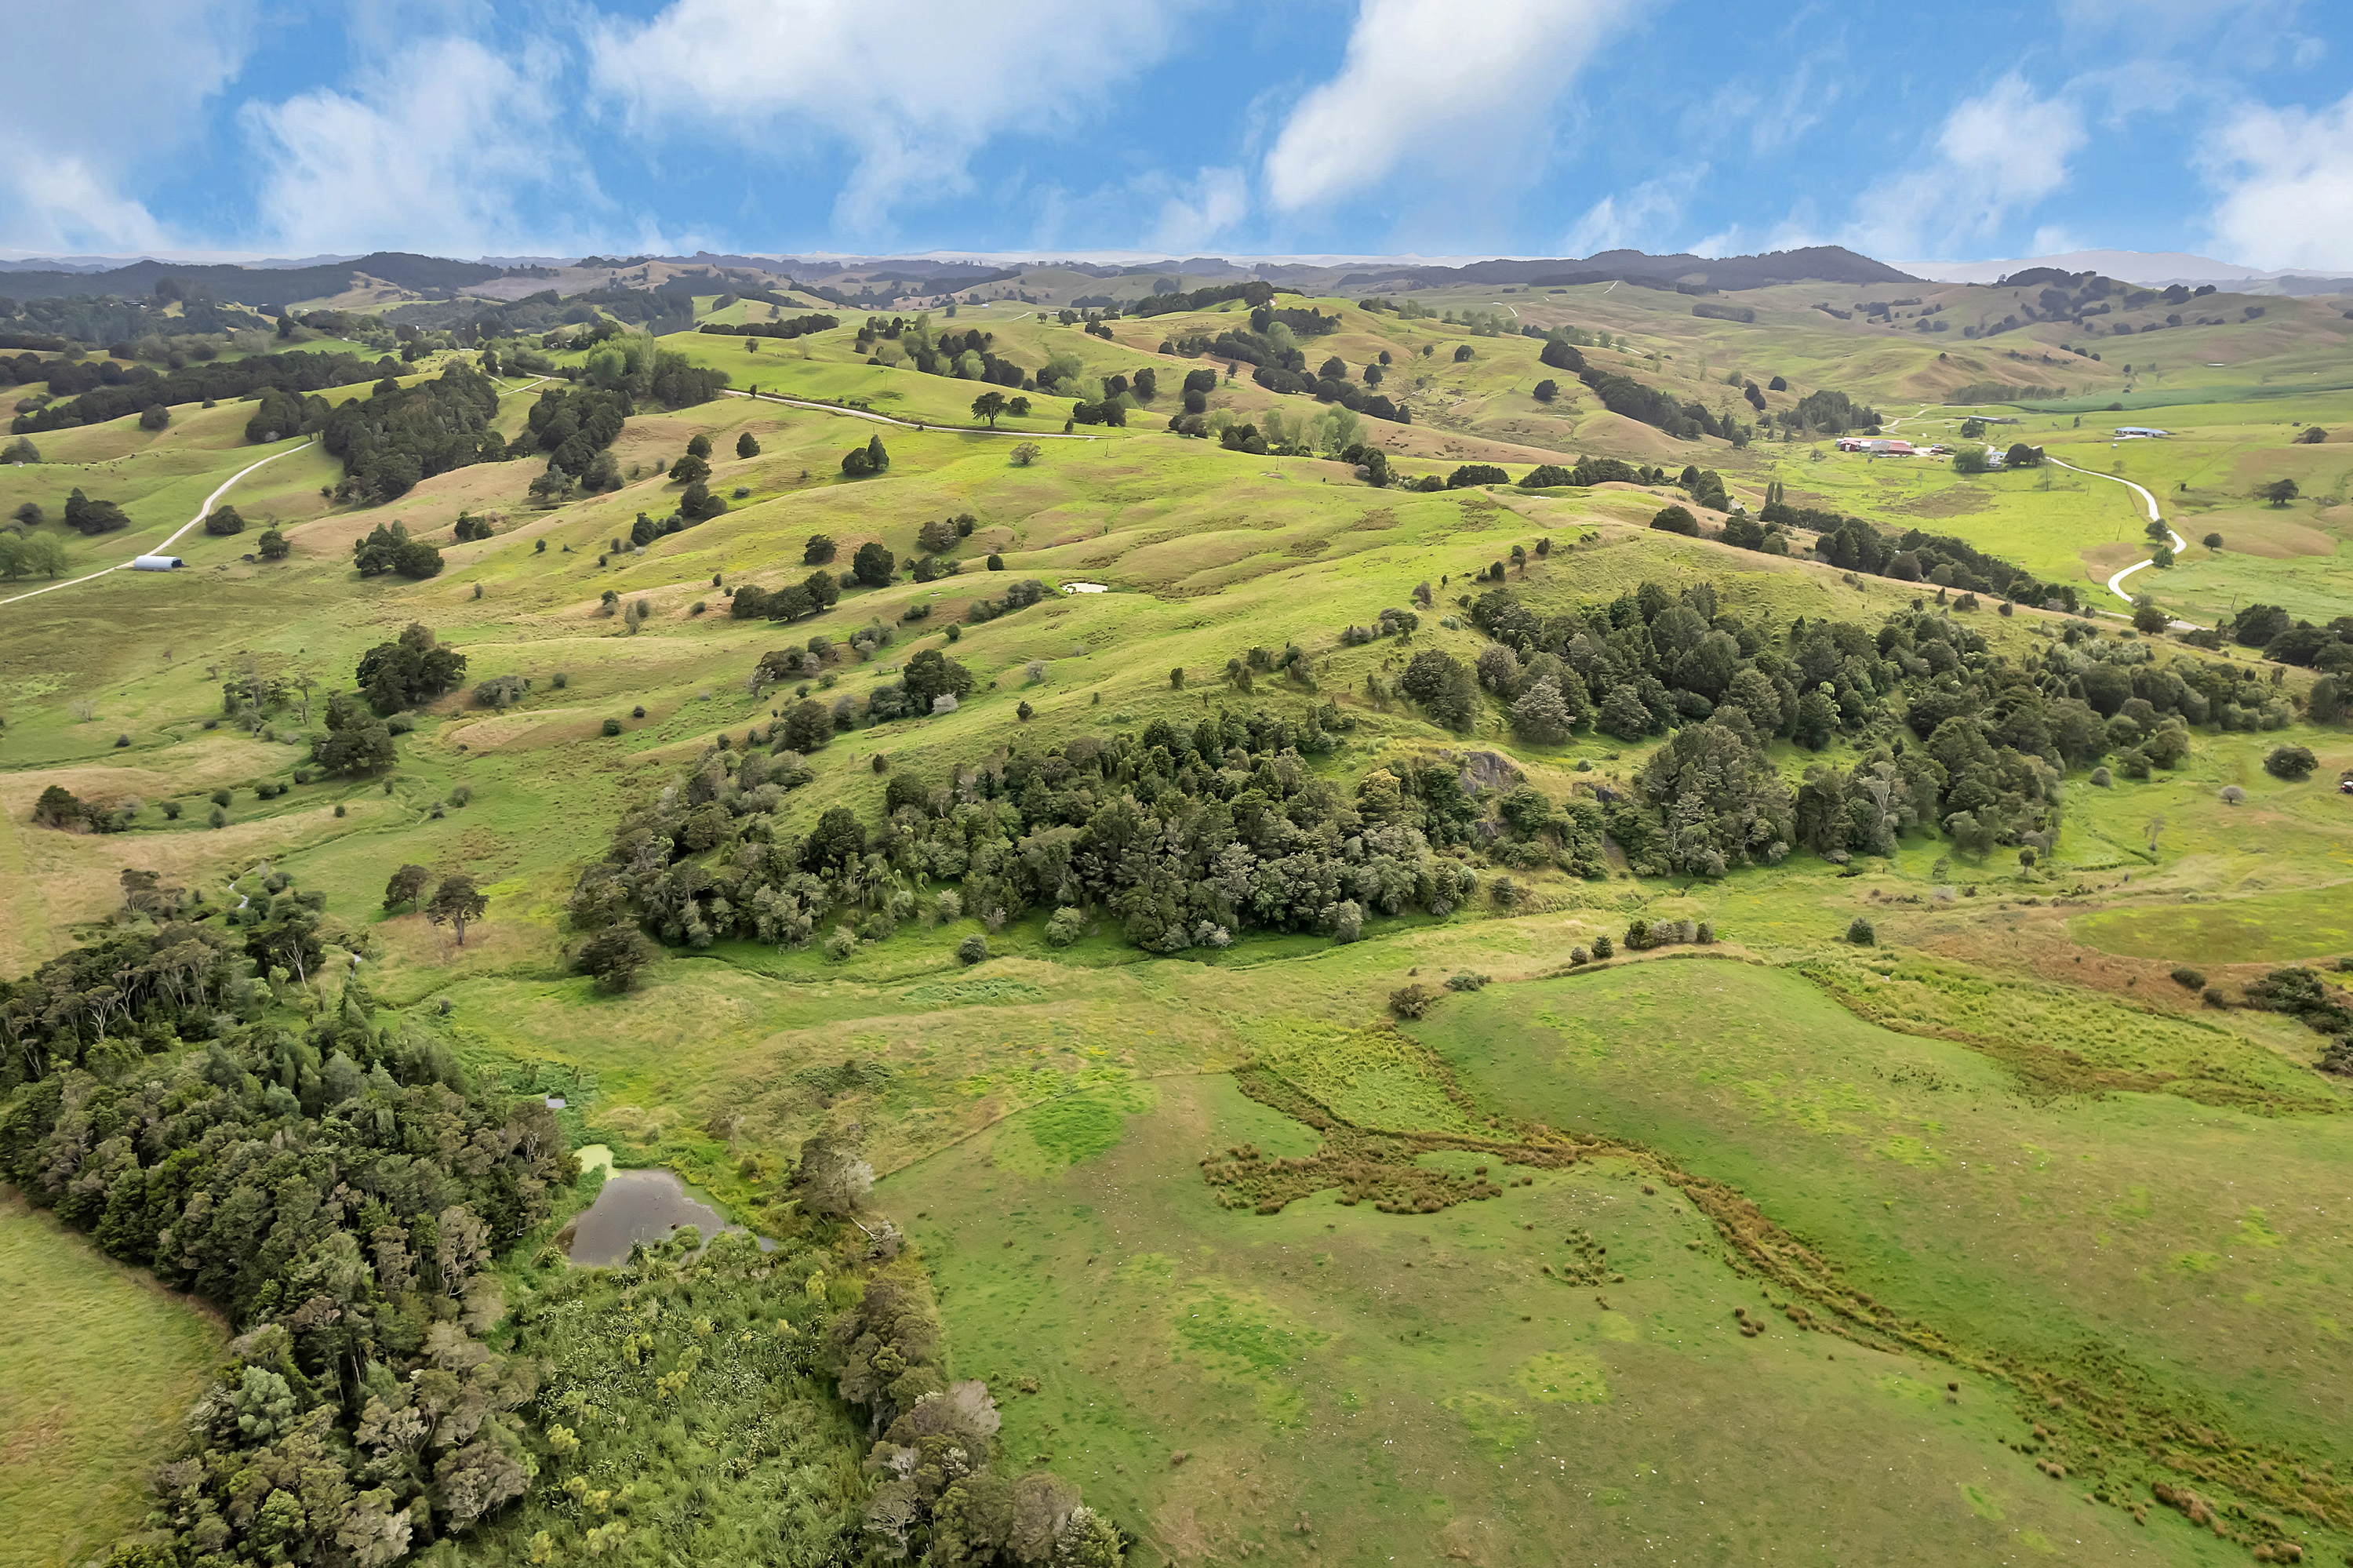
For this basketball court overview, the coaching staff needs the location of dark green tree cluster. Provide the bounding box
[696,311,838,340]
[1753,497,2080,609]
[841,434,890,477]
[322,365,503,503]
[1125,279,1281,317]
[13,349,394,435]
[569,706,1440,959]
[351,519,444,579]
[1518,456,1665,489]
[311,691,397,774]
[525,384,631,486]
[0,907,573,1568]
[729,569,842,624]
[1533,338,1747,443]
[356,623,467,714]
[62,486,131,534]
[2227,602,2353,673]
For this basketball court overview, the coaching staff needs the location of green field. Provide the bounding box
[0,1195,224,1568]
[3,260,2350,1568]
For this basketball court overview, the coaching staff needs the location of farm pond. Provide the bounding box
[562,1148,771,1265]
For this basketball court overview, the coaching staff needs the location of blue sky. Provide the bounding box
[5,0,2351,271]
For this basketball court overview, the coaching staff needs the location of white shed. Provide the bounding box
[130,555,184,571]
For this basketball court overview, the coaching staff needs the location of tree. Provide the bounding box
[63,487,130,535]
[971,391,1007,427]
[2004,442,2043,467]
[2262,478,2300,507]
[203,504,245,536]
[957,933,988,965]
[782,699,833,751]
[384,864,431,911]
[356,624,466,715]
[574,925,656,992]
[901,648,973,708]
[2131,595,2167,634]
[1533,379,1558,403]
[865,435,889,471]
[1169,666,1185,689]
[312,691,396,773]
[1010,441,1042,467]
[1847,916,1875,944]
[140,403,170,431]
[1511,677,1573,744]
[2264,744,2317,780]
[852,541,895,587]
[669,452,711,486]
[736,431,761,459]
[256,527,289,561]
[2202,532,2223,551]
[426,875,489,947]
[793,1137,874,1217]
[804,533,836,564]
[2297,425,2327,443]
[1650,504,1700,536]
[2151,544,2175,569]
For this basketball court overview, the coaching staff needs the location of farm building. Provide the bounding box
[130,555,184,570]
[2113,426,2172,438]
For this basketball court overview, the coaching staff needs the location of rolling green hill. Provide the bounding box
[2,263,2348,1568]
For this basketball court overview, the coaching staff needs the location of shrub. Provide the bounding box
[1847,915,1876,945]
[1389,982,1441,1019]
[2170,966,2206,990]
[601,717,622,736]
[2264,744,2318,780]
[1046,906,1088,948]
[207,806,227,828]
[957,933,988,965]
[1569,945,1589,965]
[1591,933,1613,959]
[1444,970,1489,992]
[824,927,856,961]
[209,788,232,807]
[1649,504,1700,536]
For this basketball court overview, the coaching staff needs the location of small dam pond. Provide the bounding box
[562,1148,766,1265]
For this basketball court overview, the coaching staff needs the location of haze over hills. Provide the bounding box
[1906,249,2353,293]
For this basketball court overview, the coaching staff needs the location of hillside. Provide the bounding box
[1,262,2349,1568]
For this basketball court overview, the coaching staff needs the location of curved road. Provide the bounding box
[724,387,1099,439]
[0,438,316,607]
[2044,457,2189,602]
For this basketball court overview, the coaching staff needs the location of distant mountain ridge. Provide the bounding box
[0,246,1915,308]
[1322,246,1915,291]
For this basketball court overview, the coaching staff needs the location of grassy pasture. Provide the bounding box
[3,281,2350,1566]
[1421,964,2353,1465]
[887,1074,2206,1568]
[0,1192,224,1568]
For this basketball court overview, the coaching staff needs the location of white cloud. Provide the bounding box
[587,0,1188,236]
[1145,168,1250,254]
[1846,75,2086,260]
[2202,90,2353,271]
[1262,0,1642,214]
[1563,169,1704,256]
[0,0,256,252]
[241,36,616,257]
